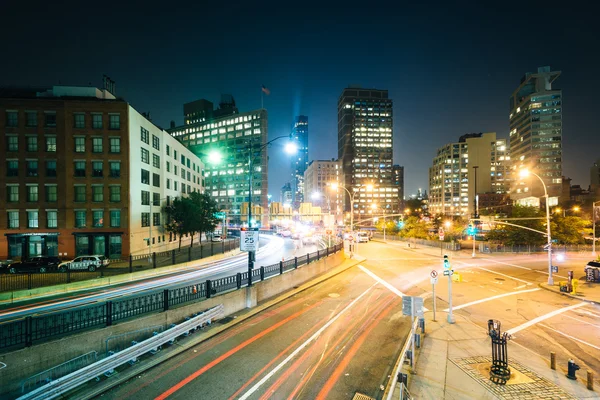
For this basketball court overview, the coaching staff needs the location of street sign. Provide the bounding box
[430,277,438,285]
[402,296,424,317]
[551,265,559,273]
[543,244,551,251]
[240,228,259,252]
[443,269,454,276]
[430,270,438,278]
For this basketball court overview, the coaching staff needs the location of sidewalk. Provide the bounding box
[409,312,598,399]
[539,281,600,305]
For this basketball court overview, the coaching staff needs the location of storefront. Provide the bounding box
[72,233,123,259]
[5,233,60,259]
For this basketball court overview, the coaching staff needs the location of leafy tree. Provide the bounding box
[398,216,429,239]
[189,192,219,243]
[486,205,545,246]
[550,215,587,244]
[375,218,400,235]
[164,197,192,250]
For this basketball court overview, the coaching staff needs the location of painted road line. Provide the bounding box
[563,313,600,329]
[506,302,587,335]
[443,288,540,311]
[514,284,528,290]
[238,284,377,400]
[477,267,533,285]
[358,265,429,311]
[539,324,600,351]
[576,309,600,319]
[482,257,568,279]
[533,270,568,279]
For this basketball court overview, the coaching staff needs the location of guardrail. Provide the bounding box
[385,316,422,400]
[17,305,224,400]
[0,242,343,352]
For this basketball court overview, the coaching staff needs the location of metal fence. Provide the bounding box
[0,242,343,352]
[479,243,594,254]
[0,238,240,293]
[373,234,461,251]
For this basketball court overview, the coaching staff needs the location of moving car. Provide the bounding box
[7,256,62,274]
[302,235,315,245]
[58,255,109,272]
[211,235,223,242]
[356,232,369,243]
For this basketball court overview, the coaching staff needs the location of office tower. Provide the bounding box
[392,165,404,209]
[290,115,308,208]
[0,84,204,259]
[304,159,341,214]
[280,182,293,205]
[337,87,397,218]
[169,97,268,225]
[429,132,510,216]
[509,66,562,206]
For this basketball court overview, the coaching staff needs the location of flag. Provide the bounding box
[261,85,270,95]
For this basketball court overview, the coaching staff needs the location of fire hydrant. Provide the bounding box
[567,359,580,380]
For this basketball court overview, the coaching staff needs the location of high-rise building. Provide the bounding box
[304,159,341,214]
[280,182,292,205]
[337,87,398,218]
[392,165,404,209]
[509,66,562,207]
[168,98,268,225]
[291,115,308,208]
[429,132,510,216]
[0,85,204,260]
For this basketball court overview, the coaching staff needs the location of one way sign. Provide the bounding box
[443,270,454,276]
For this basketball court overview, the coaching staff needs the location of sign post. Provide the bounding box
[430,270,438,321]
[438,228,445,256]
[443,254,455,324]
[240,227,259,286]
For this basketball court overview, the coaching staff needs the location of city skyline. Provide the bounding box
[1,2,598,197]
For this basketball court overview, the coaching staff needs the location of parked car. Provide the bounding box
[356,232,369,243]
[0,259,14,272]
[8,256,62,274]
[211,235,223,242]
[58,255,109,272]
[584,261,600,283]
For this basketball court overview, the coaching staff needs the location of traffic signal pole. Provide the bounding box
[444,255,455,324]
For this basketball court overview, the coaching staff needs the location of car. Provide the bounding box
[356,232,369,243]
[58,255,109,272]
[302,236,315,245]
[8,256,62,274]
[211,235,223,242]
[584,261,600,282]
[280,230,292,238]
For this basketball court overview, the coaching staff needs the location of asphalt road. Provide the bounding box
[0,236,324,322]
[99,252,412,400]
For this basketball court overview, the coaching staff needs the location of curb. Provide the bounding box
[537,283,600,306]
[71,253,365,400]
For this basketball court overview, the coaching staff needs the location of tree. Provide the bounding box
[398,216,429,239]
[486,205,545,246]
[164,197,191,250]
[189,192,219,243]
[375,218,400,235]
[551,215,587,244]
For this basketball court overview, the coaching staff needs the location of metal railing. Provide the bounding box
[0,242,343,352]
[386,317,421,400]
[0,238,240,294]
[373,234,461,251]
[17,305,224,400]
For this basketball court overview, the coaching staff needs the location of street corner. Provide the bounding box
[422,311,488,342]
[538,282,600,305]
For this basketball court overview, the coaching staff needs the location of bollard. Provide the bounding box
[567,359,580,380]
[419,317,425,334]
[550,352,556,370]
[588,370,594,391]
[414,333,421,349]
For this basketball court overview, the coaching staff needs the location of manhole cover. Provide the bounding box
[328,293,340,298]
[495,278,505,281]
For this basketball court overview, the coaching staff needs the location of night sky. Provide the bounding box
[2,1,598,198]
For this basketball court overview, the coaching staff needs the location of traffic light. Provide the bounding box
[467,223,475,236]
[443,255,451,270]
[397,220,405,229]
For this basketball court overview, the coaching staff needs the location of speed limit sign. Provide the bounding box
[240,228,259,251]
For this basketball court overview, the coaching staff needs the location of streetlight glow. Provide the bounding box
[519,168,530,178]
[284,142,298,154]
[330,183,339,190]
[444,221,452,229]
[311,192,321,200]
[208,150,222,164]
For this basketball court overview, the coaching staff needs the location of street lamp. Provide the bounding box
[520,168,554,285]
[329,183,357,232]
[554,206,580,218]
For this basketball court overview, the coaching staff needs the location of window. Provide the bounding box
[152,173,160,187]
[7,136,18,151]
[141,148,149,163]
[174,165,178,175]
[153,192,160,206]
[110,210,121,227]
[27,136,38,152]
[166,145,170,156]
[92,114,103,129]
[6,111,18,127]
[27,160,38,176]
[93,210,104,227]
[174,150,177,160]
[110,186,121,202]
[141,169,150,184]
[166,178,170,189]
[27,211,39,228]
[109,161,121,177]
[153,212,160,226]
[109,137,121,153]
[141,127,149,144]
[47,211,58,228]
[46,136,57,152]
[152,154,160,168]
[92,186,103,202]
[7,186,19,202]
[74,161,86,177]
[174,181,178,191]
[26,112,37,127]
[27,185,39,202]
[109,235,122,258]
[6,160,18,176]
[45,113,56,127]
[7,211,19,228]
[92,161,103,177]
[109,114,120,130]
[152,135,160,150]
[74,185,86,202]
[74,113,85,128]
[75,137,85,152]
[92,137,103,153]
[141,212,150,227]
[75,210,86,227]
[141,190,150,205]
[46,160,57,177]
[166,161,170,172]
[181,155,185,165]
[45,185,58,202]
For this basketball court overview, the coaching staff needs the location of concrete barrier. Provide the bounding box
[0,252,345,397]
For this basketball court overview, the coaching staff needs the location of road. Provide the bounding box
[0,235,324,323]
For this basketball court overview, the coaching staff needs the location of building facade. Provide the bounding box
[392,165,405,209]
[0,85,204,260]
[168,99,268,225]
[303,159,341,214]
[280,182,292,205]
[591,158,600,197]
[337,87,398,217]
[290,115,308,208]
[509,66,562,207]
[429,132,510,217]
